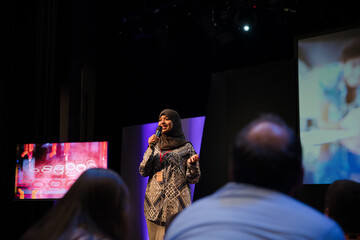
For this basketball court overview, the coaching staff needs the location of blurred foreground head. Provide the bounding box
[232,114,303,195]
[21,168,130,240]
[325,179,360,235]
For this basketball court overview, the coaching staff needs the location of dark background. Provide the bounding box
[2,0,360,238]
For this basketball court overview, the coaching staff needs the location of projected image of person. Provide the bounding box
[318,39,360,128]
[315,39,360,183]
[139,109,201,240]
[299,33,360,184]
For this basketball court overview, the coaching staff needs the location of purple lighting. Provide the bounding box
[121,116,205,240]
[181,116,205,202]
[141,122,157,240]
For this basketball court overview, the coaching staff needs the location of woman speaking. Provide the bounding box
[139,109,201,240]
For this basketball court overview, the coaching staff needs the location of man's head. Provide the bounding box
[232,114,303,194]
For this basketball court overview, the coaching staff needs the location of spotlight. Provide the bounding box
[238,24,250,32]
[232,8,257,33]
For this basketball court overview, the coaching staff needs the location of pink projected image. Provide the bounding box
[15,142,108,199]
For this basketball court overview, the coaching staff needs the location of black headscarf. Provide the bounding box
[158,109,187,150]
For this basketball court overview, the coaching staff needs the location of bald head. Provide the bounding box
[247,122,289,150]
[232,114,303,194]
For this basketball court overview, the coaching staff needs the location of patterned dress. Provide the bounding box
[139,142,201,224]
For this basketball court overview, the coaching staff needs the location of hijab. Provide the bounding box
[158,109,187,150]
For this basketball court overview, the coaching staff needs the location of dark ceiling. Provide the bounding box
[2,0,360,141]
[94,0,360,129]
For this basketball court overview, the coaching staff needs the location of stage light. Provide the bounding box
[238,24,250,32]
[232,8,257,33]
[243,25,250,31]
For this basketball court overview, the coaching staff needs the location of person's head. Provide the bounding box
[158,109,182,135]
[159,113,174,134]
[157,109,187,150]
[232,114,303,195]
[21,168,130,240]
[341,39,360,88]
[325,179,360,234]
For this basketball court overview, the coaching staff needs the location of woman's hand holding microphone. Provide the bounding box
[148,134,160,148]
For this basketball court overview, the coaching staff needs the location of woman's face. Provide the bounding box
[159,115,173,134]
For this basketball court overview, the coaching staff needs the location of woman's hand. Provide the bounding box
[148,134,160,146]
[188,154,199,164]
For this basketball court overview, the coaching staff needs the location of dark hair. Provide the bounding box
[340,38,360,63]
[232,114,303,194]
[21,168,130,240]
[325,179,360,234]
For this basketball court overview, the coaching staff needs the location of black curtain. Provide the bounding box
[1,0,97,238]
[2,1,62,238]
[195,60,329,213]
[195,60,298,199]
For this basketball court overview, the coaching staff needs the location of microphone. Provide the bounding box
[150,126,162,148]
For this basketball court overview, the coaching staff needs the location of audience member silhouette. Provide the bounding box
[325,179,360,239]
[165,114,345,240]
[20,168,130,240]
